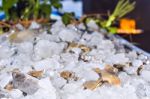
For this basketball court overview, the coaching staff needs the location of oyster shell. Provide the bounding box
[66,42,91,54]
[28,70,43,78]
[60,71,78,81]
[93,68,121,86]
[83,79,102,90]
[104,65,118,74]
[4,82,13,91]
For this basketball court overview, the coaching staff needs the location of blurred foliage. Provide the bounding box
[81,0,136,34]
[0,0,62,21]
[0,0,63,33]
[62,12,75,25]
[61,0,136,35]
[103,0,136,28]
[0,0,137,35]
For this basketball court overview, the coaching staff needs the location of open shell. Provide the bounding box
[28,70,43,78]
[60,71,78,81]
[93,68,121,86]
[83,79,102,90]
[60,71,73,80]
[4,82,14,91]
[104,65,118,74]
[66,42,91,54]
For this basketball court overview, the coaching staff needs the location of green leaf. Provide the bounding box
[22,6,32,20]
[85,18,93,24]
[104,0,135,28]
[0,0,61,23]
[40,4,51,19]
[2,0,18,10]
[52,3,62,9]
[0,7,3,12]
[62,13,74,25]
[0,28,4,35]
[2,0,18,20]
[50,0,62,9]
[33,0,40,19]
[8,6,18,21]
[107,27,118,34]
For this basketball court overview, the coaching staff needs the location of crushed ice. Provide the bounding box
[0,21,150,99]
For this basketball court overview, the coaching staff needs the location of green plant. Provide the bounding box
[79,0,136,34]
[60,0,136,33]
[62,12,75,25]
[102,0,136,28]
[0,0,18,20]
[0,0,136,35]
[0,0,62,21]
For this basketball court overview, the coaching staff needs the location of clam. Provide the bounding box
[100,71,121,86]
[93,68,121,86]
[28,70,43,78]
[78,44,91,54]
[137,65,143,75]
[4,82,14,91]
[65,42,91,54]
[65,42,78,52]
[83,79,102,90]
[104,65,118,74]
[60,71,73,80]
[113,64,126,71]
[60,71,78,81]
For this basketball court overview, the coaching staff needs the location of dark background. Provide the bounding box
[83,0,150,53]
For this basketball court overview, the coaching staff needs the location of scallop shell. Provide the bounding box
[28,70,43,78]
[93,68,121,86]
[101,71,121,86]
[104,65,118,74]
[65,42,91,54]
[83,79,102,90]
[4,82,14,91]
[65,42,78,52]
[78,44,91,53]
[60,71,73,80]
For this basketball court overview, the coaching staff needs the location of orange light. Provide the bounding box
[117,18,142,34]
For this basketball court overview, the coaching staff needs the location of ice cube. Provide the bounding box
[0,46,14,59]
[17,42,33,55]
[34,40,63,58]
[34,58,60,71]
[105,53,129,65]
[140,70,150,82]
[0,73,12,88]
[58,29,79,42]
[9,89,23,99]
[132,60,143,67]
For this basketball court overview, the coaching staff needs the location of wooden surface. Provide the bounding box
[83,0,150,53]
